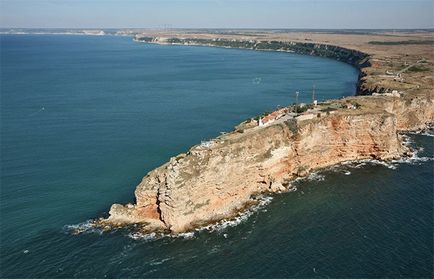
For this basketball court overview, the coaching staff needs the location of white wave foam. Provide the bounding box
[392,154,431,164]
[128,232,158,241]
[128,229,198,241]
[420,132,434,137]
[68,132,432,241]
[338,136,431,169]
[369,159,397,169]
[176,232,196,239]
[149,257,173,266]
[64,220,104,235]
[392,133,432,164]
[354,162,367,168]
[343,158,397,170]
[197,196,273,234]
[407,126,434,138]
[306,172,326,181]
[126,195,273,241]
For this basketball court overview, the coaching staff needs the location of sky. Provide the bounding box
[0,0,433,29]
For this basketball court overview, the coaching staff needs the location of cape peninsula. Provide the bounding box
[99,30,434,233]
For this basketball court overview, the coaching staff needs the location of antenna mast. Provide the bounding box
[312,84,316,103]
[295,91,299,113]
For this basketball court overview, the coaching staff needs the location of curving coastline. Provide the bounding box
[97,34,434,234]
[135,36,371,95]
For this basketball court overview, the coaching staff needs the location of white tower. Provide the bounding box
[312,84,318,106]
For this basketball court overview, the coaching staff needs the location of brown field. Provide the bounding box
[134,29,434,99]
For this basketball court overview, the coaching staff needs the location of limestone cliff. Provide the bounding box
[103,95,433,233]
[99,37,434,234]
[135,36,376,95]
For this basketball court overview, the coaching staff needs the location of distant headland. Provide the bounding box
[65,29,433,234]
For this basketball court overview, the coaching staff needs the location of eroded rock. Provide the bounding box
[103,95,433,233]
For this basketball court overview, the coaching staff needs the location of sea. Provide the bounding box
[1,34,432,278]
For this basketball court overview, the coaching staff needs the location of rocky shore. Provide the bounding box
[98,33,434,234]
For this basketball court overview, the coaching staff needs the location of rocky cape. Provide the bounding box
[97,37,434,234]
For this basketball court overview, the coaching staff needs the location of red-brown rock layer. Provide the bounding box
[104,94,433,233]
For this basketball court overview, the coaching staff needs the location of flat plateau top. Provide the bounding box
[136,30,434,99]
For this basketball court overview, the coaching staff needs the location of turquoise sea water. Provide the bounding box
[0,35,432,278]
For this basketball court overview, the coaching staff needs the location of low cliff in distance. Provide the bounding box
[136,36,369,68]
[134,36,378,96]
[96,36,434,234]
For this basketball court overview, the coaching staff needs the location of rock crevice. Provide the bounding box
[100,37,434,234]
[104,94,433,233]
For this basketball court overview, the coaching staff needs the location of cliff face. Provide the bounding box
[384,95,434,130]
[100,37,434,234]
[136,36,376,95]
[136,36,370,68]
[104,95,434,233]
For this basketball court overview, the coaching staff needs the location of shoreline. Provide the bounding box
[87,140,431,239]
[96,33,433,234]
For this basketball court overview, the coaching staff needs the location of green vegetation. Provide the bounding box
[294,104,312,113]
[407,65,431,72]
[288,103,314,114]
[136,37,368,67]
[352,102,362,109]
[253,111,272,121]
[321,107,337,114]
[285,118,298,135]
[136,36,153,42]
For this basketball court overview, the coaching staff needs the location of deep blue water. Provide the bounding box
[1,35,432,278]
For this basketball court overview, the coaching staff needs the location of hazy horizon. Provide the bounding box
[1,0,433,30]
[1,27,434,31]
